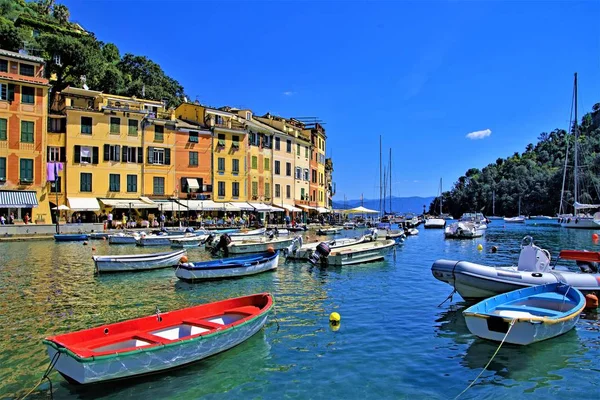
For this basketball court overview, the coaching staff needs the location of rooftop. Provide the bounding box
[0,49,45,64]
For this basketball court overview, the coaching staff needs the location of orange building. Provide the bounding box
[0,49,50,223]
[173,118,212,200]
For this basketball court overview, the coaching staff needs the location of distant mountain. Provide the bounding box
[333,196,435,214]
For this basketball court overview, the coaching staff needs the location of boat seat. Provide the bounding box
[528,293,572,303]
[495,305,561,317]
[134,332,166,344]
[181,319,224,330]
[224,306,260,315]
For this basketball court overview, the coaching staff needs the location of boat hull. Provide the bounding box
[424,219,446,229]
[137,235,186,246]
[54,234,89,242]
[431,259,600,300]
[228,237,297,254]
[289,237,366,260]
[108,235,138,244]
[326,239,395,266]
[559,217,600,229]
[176,252,279,281]
[93,250,186,273]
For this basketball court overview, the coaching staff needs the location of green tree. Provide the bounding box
[52,3,68,24]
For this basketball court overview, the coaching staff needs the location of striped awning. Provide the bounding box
[0,190,38,208]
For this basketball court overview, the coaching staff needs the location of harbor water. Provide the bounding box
[1,223,599,399]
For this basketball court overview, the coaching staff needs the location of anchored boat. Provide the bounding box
[463,283,585,345]
[92,250,187,273]
[228,236,302,255]
[309,239,396,266]
[54,234,89,242]
[288,233,372,260]
[431,236,600,300]
[43,293,273,384]
[176,251,279,281]
[108,232,140,245]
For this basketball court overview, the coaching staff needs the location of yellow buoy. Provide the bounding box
[477,244,483,251]
[329,312,341,324]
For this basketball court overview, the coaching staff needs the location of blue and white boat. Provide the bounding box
[463,283,585,345]
[175,251,279,281]
[54,233,89,242]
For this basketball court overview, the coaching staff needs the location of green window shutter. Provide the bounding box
[137,147,143,163]
[0,118,6,140]
[103,144,110,161]
[74,145,81,163]
[92,147,99,164]
[165,148,171,165]
[252,156,257,169]
[148,147,154,163]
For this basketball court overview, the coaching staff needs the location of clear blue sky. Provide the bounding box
[63,0,600,201]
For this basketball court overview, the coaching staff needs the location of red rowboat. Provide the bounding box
[43,293,273,384]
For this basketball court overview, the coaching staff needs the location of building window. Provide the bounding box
[148,147,170,165]
[232,135,240,148]
[250,132,257,146]
[252,181,258,197]
[215,115,223,125]
[74,145,98,164]
[251,156,257,169]
[264,158,270,171]
[80,146,92,163]
[104,144,121,162]
[295,167,301,179]
[110,117,120,134]
[127,175,137,192]
[217,133,225,147]
[81,116,92,134]
[232,159,239,174]
[265,182,270,199]
[286,184,291,199]
[218,157,225,172]
[21,86,35,104]
[0,157,5,181]
[20,63,35,76]
[123,146,141,163]
[263,135,271,148]
[20,121,34,143]
[301,188,305,200]
[80,172,92,192]
[48,147,60,162]
[312,170,317,183]
[286,162,291,176]
[286,139,291,153]
[275,184,281,198]
[297,143,301,156]
[0,60,7,73]
[189,151,198,166]
[232,182,239,197]
[305,146,309,158]
[0,83,6,101]
[153,177,165,195]
[0,118,6,140]
[275,137,280,150]
[218,181,225,197]
[304,169,309,181]
[109,174,120,192]
[189,131,198,143]
[274,160,280,175]
[50,176,61,193]
[246,111,251,120]
[155,125,164,141]
[128,119,138,136]
[49,117,63,133]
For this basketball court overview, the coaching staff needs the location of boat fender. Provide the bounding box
[585,293,599,309]
[267,246,275,254]
[180,255,189,264]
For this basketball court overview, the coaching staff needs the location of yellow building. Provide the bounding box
[50,88,175,220]
[176,103,247,203]
[0,49,51,223]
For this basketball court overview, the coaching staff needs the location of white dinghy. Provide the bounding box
[93,250,186,273]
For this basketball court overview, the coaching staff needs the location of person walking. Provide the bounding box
[0,215,5,225]
[107,211,113,229]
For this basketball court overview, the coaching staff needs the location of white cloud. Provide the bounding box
[466,128,491,140]
[282,91,295,96]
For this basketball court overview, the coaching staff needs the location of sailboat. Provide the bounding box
[487,190,503,220]
[558,73,600,229]
[425,178,446,229]
[504,196,526,223]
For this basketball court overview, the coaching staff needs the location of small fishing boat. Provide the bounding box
[405,228,419,236]
[530,215,554,220]
[170,235,208,248]
[92,250,187,273]
[89,232,110,240]
[43,293,273,384]
[463,283,585,345]
[176,251,279,281]
[137,234,187,247]
[309,239,396,266]
[424,218,446,229]
[317,227,343,235]
[504,216,526,223]
[343,222,356,229]
[432,236,600,299]
[385,230,405,244]
[288,234,371,260]
[229,228,266,237]
[228,236,302,255]
[287,225,307,232]
[444,222,484,239]
[54,234,89,242]
[108,232,140,245]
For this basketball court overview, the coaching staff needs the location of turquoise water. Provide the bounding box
[0,223,599,399]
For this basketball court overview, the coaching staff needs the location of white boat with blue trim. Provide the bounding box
[176,251,279,281]
[92,250,186,273]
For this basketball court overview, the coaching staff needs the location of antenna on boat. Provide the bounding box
[379,135,383,218]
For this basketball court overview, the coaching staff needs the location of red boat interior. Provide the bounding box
[46,293,272,358]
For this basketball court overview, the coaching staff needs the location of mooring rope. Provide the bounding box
[19,351,61,400]
[454,319,516,399]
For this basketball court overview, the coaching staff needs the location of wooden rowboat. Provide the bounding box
[176,251,279,281]
[43,293,273,384]
[463,283,585,345]
[92,250,187,273]
[54,234,89,242]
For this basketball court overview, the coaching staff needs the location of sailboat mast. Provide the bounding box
[389,148,392,213]
[574,72,578,210]
[379,135,382,217]
[440,178,443,215]
[383,165,387,214]
[492,190,495,216]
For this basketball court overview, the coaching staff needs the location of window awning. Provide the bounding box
[0,190,38,208]
[154,200,188,211]
[296,204,317,211]
[99,198,157,209]
[186,200,223,211]
[316,207,330,213]
[186,178,200,190]
[68,197,100,211]
[248,202,273,212]
[276,204,302,213]
[229,202,254,211]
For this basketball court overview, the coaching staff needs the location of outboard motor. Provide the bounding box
[211,233,232,256]
[202,233,215,246]
[308,242,331,265]
[577,260,599,273]
[266,230,275,239]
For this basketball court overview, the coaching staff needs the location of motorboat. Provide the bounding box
[54,234,89,242]
[385,230,405,244]
[424,218,446,229]
[43,293,273,384]
[317,227,343,235]
[108,232,140,245]
[504,216,526,223]
[176,251,279,281]
[431,236,600,300]
[170,235,209,248]
[459,212,488,228]
[88,232,110,240]
[558,212,600,229]
[288,231,375,260]
[228,228,266,237]
[463,283,585,345]
[310,239,396,266]
[343,222,356,230]
[405,228,419,236]
[444,222,484,239]
[92,250,186,273]
[137,233,187,247]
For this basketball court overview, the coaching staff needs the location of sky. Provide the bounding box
[62,0,600,201]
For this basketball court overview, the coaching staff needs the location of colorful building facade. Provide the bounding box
[0,49,50,223]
